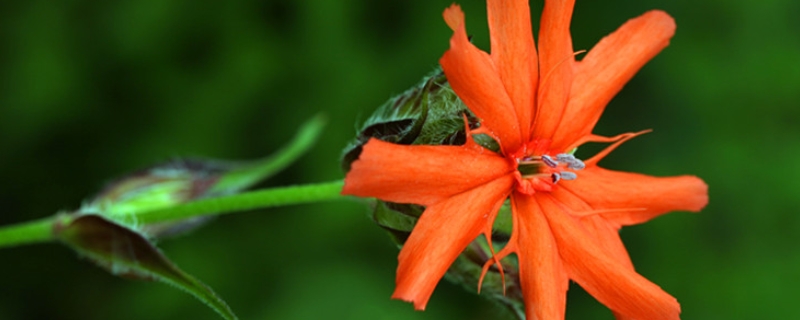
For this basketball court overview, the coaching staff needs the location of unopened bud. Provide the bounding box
[80,159,235,238]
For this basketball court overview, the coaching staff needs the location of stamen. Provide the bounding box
[517,152,585,191]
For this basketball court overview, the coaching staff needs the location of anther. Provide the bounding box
[555,153,585,170]
[560,171,578,180]
[555,153,574,162]
[541,155,558,168]
[567,159,585,170]
[551,171,577,184]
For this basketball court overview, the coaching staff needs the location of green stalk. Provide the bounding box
[137,180,345,224]
[0,180,345,249]
[0,217,58,248]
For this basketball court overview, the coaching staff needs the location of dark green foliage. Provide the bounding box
[341,68,479,172]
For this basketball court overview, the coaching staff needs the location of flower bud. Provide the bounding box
[80,159,235,238]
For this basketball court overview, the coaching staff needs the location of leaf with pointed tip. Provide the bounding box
[55,214,238,320]
[211,114,327,194]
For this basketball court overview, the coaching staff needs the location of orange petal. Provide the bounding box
[558,166,708,226]
[440,5,522,151]
[539,195,681,320]
[550,187,634,270]
[578,215,633,270]
[392,175,514,310]
[342,138,512,207]
[551,10,676,150]
[514,193,569,320]
[549,189,640,319]
[443,4,464,31]
[532,0,575,141]
[579,215,637,320]
[487,0,537,142]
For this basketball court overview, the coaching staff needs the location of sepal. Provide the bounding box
[54,214,238,320]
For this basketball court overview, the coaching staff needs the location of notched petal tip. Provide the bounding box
[391,291,429,311]
[443,4,465,31]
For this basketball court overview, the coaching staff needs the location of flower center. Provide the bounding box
[514,152,585,195]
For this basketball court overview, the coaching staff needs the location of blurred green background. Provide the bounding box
[1,0,798,319]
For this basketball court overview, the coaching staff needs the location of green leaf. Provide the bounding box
[211,114,327,194]
[55,214,238,320]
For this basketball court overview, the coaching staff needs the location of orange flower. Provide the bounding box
[343,0,708,319]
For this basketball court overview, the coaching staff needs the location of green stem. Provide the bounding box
[135,180,345,224]
[0,180,346,249]
[0,217,58,248]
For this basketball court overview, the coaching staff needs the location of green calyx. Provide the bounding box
[341,68,485,172]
